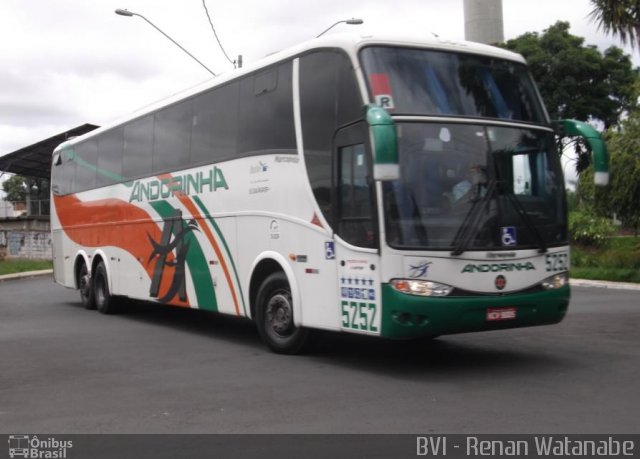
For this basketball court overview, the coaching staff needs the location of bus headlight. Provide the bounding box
[390,279,453,297]
[541,272,569,290]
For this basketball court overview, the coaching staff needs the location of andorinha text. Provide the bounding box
[416,436,635,456]
[129,167,229,203]
[461,262,535,273]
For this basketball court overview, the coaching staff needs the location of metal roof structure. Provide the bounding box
[0,124,99,179]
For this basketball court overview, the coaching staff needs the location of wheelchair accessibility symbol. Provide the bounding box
[501,226,517,247]
[324,241,336,260]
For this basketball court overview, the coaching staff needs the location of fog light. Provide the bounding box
[390,279,453,297]
[542,272,568,290]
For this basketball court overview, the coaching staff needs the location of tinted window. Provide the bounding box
[122,115,154,179]
[96,127,124,187]
[300,51,362,223]
[360,46,545,123]
[338,143,375,247]
[60,149,76,195]
[74,140,98,191]
[153,100,193,173]
[237,61,296,156]
[192,82,239,164]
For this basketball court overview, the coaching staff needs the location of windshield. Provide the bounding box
[360,46,546,123]
[382,123,567,250]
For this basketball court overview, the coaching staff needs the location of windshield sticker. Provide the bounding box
[369,73,395,110]
[409,261,432,279]
[501,226,517,246]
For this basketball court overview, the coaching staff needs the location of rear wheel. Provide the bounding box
[78,263,95,310]
[255,272,311,354]
[93,261,117,314]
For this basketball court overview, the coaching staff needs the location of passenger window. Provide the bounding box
[154,100,193,173]
[237,61,296,156]
[122,115,154,179]
[74,140,98,192]
[96,127,124,187]
[192,82,239,164]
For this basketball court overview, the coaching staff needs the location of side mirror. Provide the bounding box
[366,104,399,181]
[554,119,609,186]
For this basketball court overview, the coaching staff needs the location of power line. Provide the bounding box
[201,0,235,68]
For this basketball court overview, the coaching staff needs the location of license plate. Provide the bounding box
[486,307,517,321]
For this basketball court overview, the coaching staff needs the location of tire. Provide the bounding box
[78,262,95,310]
[93,261,117,314]
[255,272,311,354]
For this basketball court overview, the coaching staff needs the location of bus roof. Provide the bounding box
[54,33,527,153]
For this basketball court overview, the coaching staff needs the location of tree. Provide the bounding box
[2,175,27,202]
[589,0,640,50]
[577,111,640,234]
[503,21,640,129]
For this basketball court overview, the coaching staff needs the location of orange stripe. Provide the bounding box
[54,194,190,308]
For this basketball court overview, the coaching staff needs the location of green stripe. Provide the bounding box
[149,201,217,311]
[193,195,247,316]
[64,148,126,183]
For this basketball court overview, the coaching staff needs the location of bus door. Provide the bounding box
[333,123,382,335]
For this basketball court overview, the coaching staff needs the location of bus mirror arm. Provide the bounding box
[553,119,609,186]
[366,104,400,181]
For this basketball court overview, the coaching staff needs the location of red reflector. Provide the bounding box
[486,307,517,321]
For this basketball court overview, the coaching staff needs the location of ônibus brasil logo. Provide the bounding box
[8,435,73,458]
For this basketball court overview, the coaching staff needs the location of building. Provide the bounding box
[0,124,98,259]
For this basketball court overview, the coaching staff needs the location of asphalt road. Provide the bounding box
[1,275,639,434]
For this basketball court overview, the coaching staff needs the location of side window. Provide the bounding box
[96,127,124,187]
[153,99,193,173]
[51,151,65,196]
[122,115,154,179]
[60,149,76,195]
[338,143,375,248]
[192,82,239,164]
[300,51,362,224]
[237,61,296,156]
[74,140,98,192]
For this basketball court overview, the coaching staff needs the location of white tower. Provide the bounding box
[463,0,504,45]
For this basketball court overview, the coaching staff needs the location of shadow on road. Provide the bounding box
[61,297,572,380]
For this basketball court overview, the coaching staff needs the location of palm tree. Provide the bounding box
[589,0,640,49]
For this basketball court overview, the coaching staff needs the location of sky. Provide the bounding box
[0,0,635,160]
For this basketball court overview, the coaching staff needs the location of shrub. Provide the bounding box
[568,211,615,246]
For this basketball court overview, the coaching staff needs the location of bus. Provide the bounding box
[51,33,609,354]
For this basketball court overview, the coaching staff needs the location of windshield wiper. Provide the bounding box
[450,179,497,256]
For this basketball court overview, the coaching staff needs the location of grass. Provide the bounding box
[0,258,53,276]
[571,236,640,283]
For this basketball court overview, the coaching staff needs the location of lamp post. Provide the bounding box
[115,8,216,77]
[316,18,363,38]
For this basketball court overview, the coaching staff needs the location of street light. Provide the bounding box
[316,18,364,38]
[115,8,216,77]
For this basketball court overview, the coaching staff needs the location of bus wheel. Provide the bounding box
[78,263,95,310]
[256,272,310,354]
[93,262,116,314]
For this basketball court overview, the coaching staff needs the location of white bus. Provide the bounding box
[51,33,609,353]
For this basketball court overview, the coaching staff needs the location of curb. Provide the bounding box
[0,269,53,282]
[570,278,640,291]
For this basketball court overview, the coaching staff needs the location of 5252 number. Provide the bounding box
[545,252,569,272]
[341,301,378,333]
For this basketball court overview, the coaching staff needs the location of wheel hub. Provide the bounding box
[266,292,293,335]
